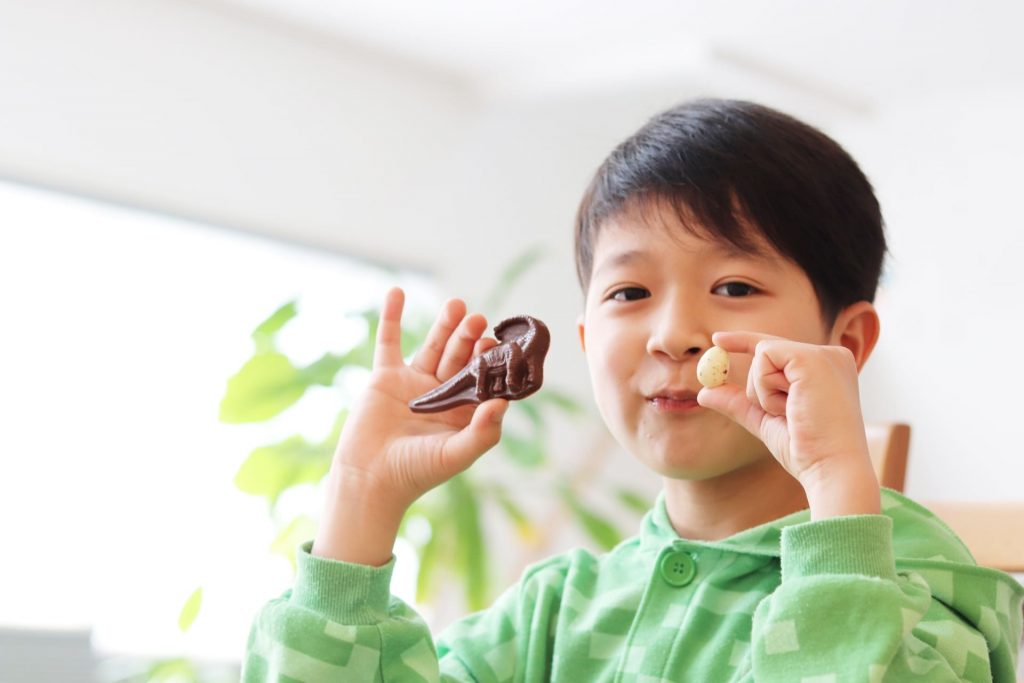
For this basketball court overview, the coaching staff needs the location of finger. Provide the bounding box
[473,336,498,357]
[410,298,467,375]
[696,383,766,438]
[436,313,488,381]
[373,287,407,368]
[750,352,788,416]
[441,398,509,473]
[711,330,786,356]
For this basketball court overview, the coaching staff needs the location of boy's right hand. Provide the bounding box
[313,286,509,566]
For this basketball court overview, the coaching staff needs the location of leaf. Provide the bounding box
[299,352,347,386]
[143,658,197,683]
[177,587,202,633]
[233,434,333,505]
[616,488,653,514]
[560,485,622,551]
[500,431,546,468]
[535,388,585,417]
[219,352,307,423]
[270,514,318,573]
[514,400,546,435]
[481,245,546,313]
[251,300,298,353]
[339,308,380,368]
[448,476,488,610]
[490,485,537,544]
[414,519,441,605]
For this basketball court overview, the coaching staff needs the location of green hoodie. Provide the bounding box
[243,488,1023,682]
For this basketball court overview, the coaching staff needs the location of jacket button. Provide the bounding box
[659,549,697,587]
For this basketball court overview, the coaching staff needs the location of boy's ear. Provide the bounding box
[576,313,586,352]
[830,301,880,371]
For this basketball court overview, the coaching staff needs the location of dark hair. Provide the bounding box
[574,98,886,326]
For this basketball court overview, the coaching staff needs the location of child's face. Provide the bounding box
[577,205,833,480]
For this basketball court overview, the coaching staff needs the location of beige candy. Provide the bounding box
[696,346,729,388]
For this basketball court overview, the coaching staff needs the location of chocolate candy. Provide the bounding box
[409,315,550,413]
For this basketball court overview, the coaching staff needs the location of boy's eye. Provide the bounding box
[608,286,650,302]
[713,282,759,297]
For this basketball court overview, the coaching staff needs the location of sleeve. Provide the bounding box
[750,515,1024,683]
[242,540,554,683]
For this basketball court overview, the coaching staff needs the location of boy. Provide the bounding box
[243,99,1023,681]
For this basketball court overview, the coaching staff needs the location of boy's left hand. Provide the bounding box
[696,331,879,510]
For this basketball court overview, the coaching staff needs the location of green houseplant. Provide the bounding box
[111,247,650,683]
[218,246,649,612]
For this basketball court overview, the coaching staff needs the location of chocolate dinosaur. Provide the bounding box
[408,315,550,413]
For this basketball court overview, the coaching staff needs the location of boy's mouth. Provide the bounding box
[647,388,702,413]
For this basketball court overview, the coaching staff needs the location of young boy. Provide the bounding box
[242,99,1023,682]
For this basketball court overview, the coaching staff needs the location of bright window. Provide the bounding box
[0,180,433,665]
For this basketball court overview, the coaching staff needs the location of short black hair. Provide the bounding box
[574,98,886,326]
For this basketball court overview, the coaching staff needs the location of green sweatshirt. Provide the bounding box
[243,488,1023,682]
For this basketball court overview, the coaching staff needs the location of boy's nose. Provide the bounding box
[646,296,712,361]
[646,327,709,361]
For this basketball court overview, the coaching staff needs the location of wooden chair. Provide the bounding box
[920,501,1024,574]
[864,422,1023,571]
[865,422,911,492]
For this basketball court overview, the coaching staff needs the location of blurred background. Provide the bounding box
[2,1,1023,680]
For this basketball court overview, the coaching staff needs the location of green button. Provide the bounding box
[659,549,697,587]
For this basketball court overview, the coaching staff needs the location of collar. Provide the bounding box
[638,489,812,557]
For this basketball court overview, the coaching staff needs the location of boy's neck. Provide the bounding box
[661,458,809,541]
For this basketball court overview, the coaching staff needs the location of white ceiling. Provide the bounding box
[215,0,1024,108]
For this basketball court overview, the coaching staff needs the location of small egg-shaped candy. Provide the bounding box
[696,346,730,388]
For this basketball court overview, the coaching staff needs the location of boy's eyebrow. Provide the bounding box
[592,249,653,280]
[593,243,778,280]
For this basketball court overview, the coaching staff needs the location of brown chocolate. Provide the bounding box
[409,315,550,413]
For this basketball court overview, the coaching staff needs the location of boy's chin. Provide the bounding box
[639,446,771,481]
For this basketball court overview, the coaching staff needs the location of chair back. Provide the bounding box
[865,422,911,492]
[923,501,1024,573]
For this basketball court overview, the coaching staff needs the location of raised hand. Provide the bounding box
[314,287,509,565]
[696,331,880,518]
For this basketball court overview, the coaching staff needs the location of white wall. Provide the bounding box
[836,86,1024,500]
[0,0,477,270]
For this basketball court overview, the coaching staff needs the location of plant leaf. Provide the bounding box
[616,488,653,514]
[514,400,546,436]
[299,352,347,386]
[500,430,546,468]
[270,514,318,573]
[481,245,546,313]
[144,658,197,683]
[535,388,585,417]
[448,476,488,610]
[560,485,622,551]
[177,587,202,633]
[414,519,441,605]
[233,434,333,505]
[490,484,537,544]
[251,300,298,353]
[219,352,307,423]
[339,308,380,368]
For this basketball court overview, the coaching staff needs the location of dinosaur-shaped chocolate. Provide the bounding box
[408,315,550,413]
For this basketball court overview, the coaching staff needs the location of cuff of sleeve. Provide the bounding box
[290,540,396,624]
[781,514,897,582]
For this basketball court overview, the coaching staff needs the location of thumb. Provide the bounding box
[697,384,765,438]
[443,398,509,472]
